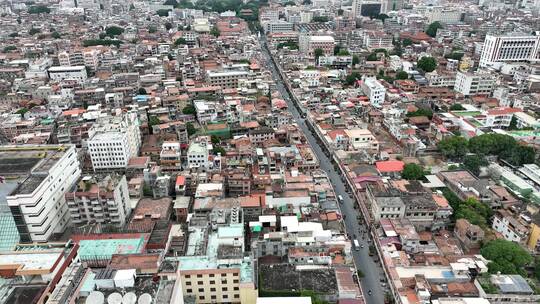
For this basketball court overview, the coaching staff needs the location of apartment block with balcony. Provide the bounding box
[65,174,131,227]
[87,112,141,171]
[160,141,182,172]
[4,145,81,243]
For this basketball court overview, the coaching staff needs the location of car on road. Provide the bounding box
[338,195,344,203]
[353,239,360,251]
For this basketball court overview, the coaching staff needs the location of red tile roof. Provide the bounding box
[376,160,405,172]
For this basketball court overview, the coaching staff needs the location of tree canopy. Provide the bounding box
[481,239,532,276]
[314,48,324,59]
[417,56,437,72]
[210,27,220,37]
[28,5,50,14]
[395,70,408,80]
[450,103,465,111]
[426,21,443,37]
[406,108,433,119]
[312,16,328,23]
[438,133,535,166]
[182,104,196,115]
[105,26,124,37]
[437,136,469,159]
[401,163,426,180]
[156,9,171,16]
[402,38,413,47]
[462,154,488,176]
[174,37,187,46]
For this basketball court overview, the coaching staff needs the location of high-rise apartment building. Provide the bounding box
[87,112,141,171]
[4,145,81,243]
[479,34,540,68]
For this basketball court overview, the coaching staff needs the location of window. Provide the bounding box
[198,281,203,285]
[198,288,204,292]
[186,289,192,293]
[211,295,217,300]
[233,287,239,291]
[210,287,216,292]
[222,287,228,291]
[197,274,203,278]
[210,280,215,284]
[234,294,240,298]
[186,282,191,286]
[223,295,228,299]
[199,296,205,300]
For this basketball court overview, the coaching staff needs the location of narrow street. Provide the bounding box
[259,38,386,304]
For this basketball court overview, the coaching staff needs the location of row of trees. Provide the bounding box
[438,133,536,166]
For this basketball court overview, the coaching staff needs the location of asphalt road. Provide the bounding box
[259,38,386,304]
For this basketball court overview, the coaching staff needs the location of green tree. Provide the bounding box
[508,116,518,130]
[450,103,465,111]
[83,39,122,47]
[534,258,540,281]
[129,3,135,10]
[401,163,425,180]
[210,27,220,37]
[402,38,413,46]
[148,26,157,33]
[395,70,408,80]
[105,26,124,37]
[3,45,16,52]
[156,9,171,16]
[352,55,359,65]
[182,104,196,115]
[437,136,468,159]
[51,31,61,39]
[426,21,443,37]
[175,38,187,46]
[148,115,160,127]
[186,122,197,136]
[211,135,221,144]
[406,108,433,119]
[213,146,226,155]
[28,27,41,35]
[446,52,464,60]
[337,49,350,56]
[481,239,532,276]
[417,56,437,72]
[462,154,488,176]
[16,108,29,118]
[138,88,147,95]
[314,48,324,61]
[165,22,173,30]
[367,53,378,61]
[344,72,361,86]
[337,8,344,15]
[375,13,389,22]
[28,5,50,14]
[163,0,178,5]
[9,32,18,38]
[312,16,328,22]
[468,133,516,156]
[455,197,492,228]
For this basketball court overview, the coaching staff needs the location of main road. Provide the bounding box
[259,37,386,304]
